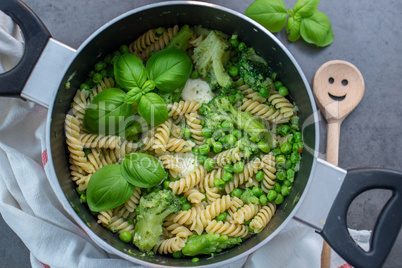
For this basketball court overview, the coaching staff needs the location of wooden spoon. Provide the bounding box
[313,60,365,267]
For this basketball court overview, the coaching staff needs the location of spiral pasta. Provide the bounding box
[237,84,267,103]
[153,118,172,153]
[268,90,296,119]
[185,113,205,145]
[155,236,186,254]
[167,100,201,118]
[214,147,243,167]
[205,220,248,238]
[169,165,206,194]
[261,154,277,191]
[163,223,193,239]
[249,202,276,233]
[241,99,288,124]
[183,188,205,204]
[198,195,233,228]
[166,138,195,153]
[108,216,135,236]
[158,154,181,176]
[200,168,223,203]
[231,204,261,224]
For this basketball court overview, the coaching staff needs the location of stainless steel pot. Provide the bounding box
[1,1,401,267]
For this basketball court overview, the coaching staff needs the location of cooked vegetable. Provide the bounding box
[192,31,234,90]
[165,24,194,51]
[87,164,136,212]
[121,153,166,188]
[133,189,181,252]
[182,233,242,256]
[240,188,260,205]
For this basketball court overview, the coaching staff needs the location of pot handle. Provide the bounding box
[320,168,402,268]
[0,0,51,97]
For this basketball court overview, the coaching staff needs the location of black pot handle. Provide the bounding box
[0,0,51,97]
[320,168,402,268]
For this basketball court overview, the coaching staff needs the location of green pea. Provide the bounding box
[205,138,215,147]
[283,179,292,187]
[94,61,106,72]
[276,169,286,181]
[267,190,278,201]
[100,69,108,77]
[285,160,293,170]
[199,103,208,115]
[238,42,247,51]
[229,38,239,47]
[290,152,301,163]
[281,142,292,155]
[216,211,227,222]
[80,83,90,91]
[163,180,171,190]
[190,70,200,79]
[182,128,192,139]
[260,195,268,206]
[274,193,284,205]
[274,81,283,89]
[255,170,264,182]
[192,147,199,156]
[214,178,225,190]
[202,128,213,138]
[279,125,291,137]
[179,196,187,204]
[172,251,183,258]
[221,121,234,132]
[225,134,237,145]
[80,194,87,203]
[278,86,289,96]
[287,169,295,182]
[294,132,302,142]
[281,186,290,196]
[259,87,269,98]
[288,136,295,144]
[231,188,242,198]
[228,66,239,77]
[119,44,129,54]
[224,164,234,173]
[233,129,242,140]
[275,155,286,167]
[119,230,132,243]
[252,187,263,197]
[197,155,207,164]
[92,73,102,84]
[258,141,271,153]
[199,144,210,155]
[272,148,281,156]
[273,183,282,193]
[192,257,200,263]
[213,129,225,140]
[88,70,95,77]
[222,172,234,182]
[76,187,85,195]
[182,202,192,211]
[233,161,245,174]
[213,142,223,153]
[204,158,215,171]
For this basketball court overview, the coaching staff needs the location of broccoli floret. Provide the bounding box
[166,25,194,51]
[192,31,234,90]
[133,189,181,252]
[238,48,275,94]
[182,233,242,256]
[240,188,260,205]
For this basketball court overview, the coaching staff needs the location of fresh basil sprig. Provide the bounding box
[87,164,136,212]
[87,153,166,211]
[245,0,334,47]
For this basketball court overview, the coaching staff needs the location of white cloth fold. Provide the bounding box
[0,11,367,268]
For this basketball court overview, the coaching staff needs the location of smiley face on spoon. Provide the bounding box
[313,60,365,121]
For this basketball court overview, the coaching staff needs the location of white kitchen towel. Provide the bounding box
[0,11,367,268]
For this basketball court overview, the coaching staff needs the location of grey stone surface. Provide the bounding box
[0,0,401,267]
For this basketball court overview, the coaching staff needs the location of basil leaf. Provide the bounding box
[121,153,166,188]
[286,16,301,42]
[114,53,147,91]
[83,88,135,135]
[142,80,156,93]
[125,87,143,104]
[293,0,319,18]
[138,92,168,126]
[87,164,136,212]
[300,10,334,47]
[245,0,288,33]
[146,48,192,92]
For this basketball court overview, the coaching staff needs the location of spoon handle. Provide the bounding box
[326,120,341,166]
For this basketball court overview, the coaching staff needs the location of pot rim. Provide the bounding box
[44,1,320,267]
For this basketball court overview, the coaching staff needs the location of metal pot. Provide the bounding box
[1,1,401,267]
